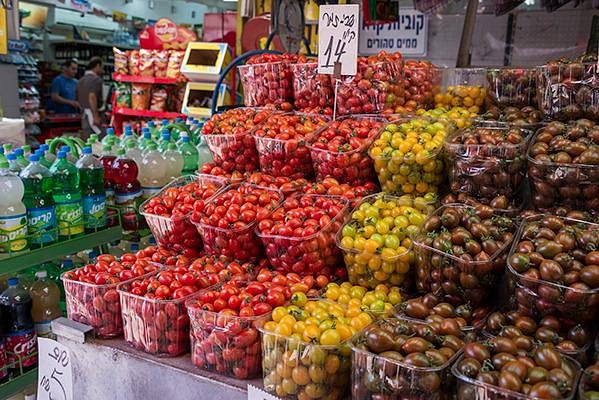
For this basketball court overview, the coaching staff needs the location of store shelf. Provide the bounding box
[113,107,186,119]
[112,73,182,85]
[0,369,37,399]
[49,39,138,50]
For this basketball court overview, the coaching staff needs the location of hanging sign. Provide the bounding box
[359,8,428,56]
[37,338,74,400]
[139,18,198,50]
[317,4,359,76]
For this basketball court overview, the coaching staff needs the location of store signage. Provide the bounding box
[8,40,30,52]
[70,0,91,13]
[139,18,198,50]
[317,4,359,76]
[0,7,6,56]
[247,385,281,400]
[37,338,73,400]
[359,8,428,56]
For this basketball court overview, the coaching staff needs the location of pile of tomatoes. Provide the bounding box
[291,63,334,114]
[435,79,487,115]
[322,282,403,317]
[201,108,270,172]
[191,183,283,261]
[253,113,329,179]
[403,60,440,111]
[307,117,385,185]
[257,194,348,278]
[416,106,476,129]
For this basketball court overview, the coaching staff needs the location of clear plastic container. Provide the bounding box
[139,174,227,250]
[507,214,599,324]
[486,67,538,108]
[440,188,527,218]
[291,63,334,112]
[192,183,284,262]
[444,125,532,199]
[260,329,351,399]
[307,115,386,186]
[252,113,330,180]
[256,194,349,278]
[404,61,441,111]
[62,265,163,338]
[452,352,581,400]
[351,318,462,400]
[238,62,293,107]
[537,62,599,121]
[435,68,487,114]
[578,363,599,400]
[187,288,269,379]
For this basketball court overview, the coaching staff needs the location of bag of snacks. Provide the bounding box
[168,84,185,112]
[128,50,140,75]
[139,49,154,77]
[114,82,131,108]
[153,50,169,78]
[131,83,151,110]
[166,51,184,79]
[150,86,168,112]
[113,48,129,74]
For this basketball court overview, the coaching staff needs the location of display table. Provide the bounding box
[54,320,261,400]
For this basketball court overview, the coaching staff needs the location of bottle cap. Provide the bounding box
[125,125,132,133]
[0,147,4,154]
[148,121,155,127]
[130,243,139,251]
[35,149,44,156]
[175,117,182,123]
[40,144,49,151]
[7,277,18,286]
[57,151,67,159]
[144,131,151,139]
[162,119,169,125]
[14,148,23,156]
[107,127,115,135]
[29,154,40,162]
[63,259,73,267]
[182,136,190,143]
[6,153,16,160]
[63,145,71,153]
[83,147,92,154]
[89,251,98,259]
[142,127,150,134]
[35,270,47,279]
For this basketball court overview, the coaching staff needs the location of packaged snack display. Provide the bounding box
[150,86,168,112]
[290,63,334,113]
[507,214,599,323]
[114,82,131,108]
[128,50,140,75]
[153,50,169,78]
[404,60,441,111]
[114,47,129,74]
[435,68,487,114]
[167,51,185,79]
[131,83,152,110]
[486,67,538,108]
[139,49,154,77]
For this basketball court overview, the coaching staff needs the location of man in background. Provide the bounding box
[50,59,80,114]
[77,57,104,138]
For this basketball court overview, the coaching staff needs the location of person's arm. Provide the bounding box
[88,92,101,126]
[51,79,80,110]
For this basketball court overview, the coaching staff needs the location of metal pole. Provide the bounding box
[456,0,478,67]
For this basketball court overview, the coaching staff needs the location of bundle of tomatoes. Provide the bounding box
[191,183,283,261]
[252,113,330,179]
[403,60,440,111]
[307,117,385,186]
[118,255,260,356]
[141,175,226,251]
[290,62,334,114]
[62,253,163,338]
[201,108,270,172]
[257,194,348,279]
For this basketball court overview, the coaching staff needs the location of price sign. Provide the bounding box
[318,4,359,76]
[37,338,73,400]
[248,385,281,400]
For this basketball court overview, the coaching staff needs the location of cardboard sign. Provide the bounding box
[139,18,198,50]
[37,338,73,400]
[247,385,281,400]
[318,4,359,76]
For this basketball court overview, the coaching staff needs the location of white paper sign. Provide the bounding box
[359,8,428,56]
[318,4,359,75]
[37,338,73,400]
[248,384,282,400]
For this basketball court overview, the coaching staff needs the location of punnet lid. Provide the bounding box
[35,271,47,278]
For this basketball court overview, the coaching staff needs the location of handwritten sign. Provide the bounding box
[248,385,282,400]
[37,338,73,400]
[359,8,428,56]
[318,4,359,76]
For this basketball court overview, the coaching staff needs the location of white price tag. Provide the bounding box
[37,338,73,400]
[318,4,359,76]
[248,384,282,400]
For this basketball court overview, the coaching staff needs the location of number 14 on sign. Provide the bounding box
[318,4,359,76]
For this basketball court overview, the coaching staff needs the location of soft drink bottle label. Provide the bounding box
[141,186,162,200]
[55,199,84,237]
[82,194,107,229]
[27,207,57,245]
[0,338,7,381]
[0,213,28,252]
[106,188,115,206]
[3,328,37,368]
[115,189,142,206]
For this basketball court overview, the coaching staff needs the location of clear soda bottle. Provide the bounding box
[113,148,141,231]
[61,145,78,164]
[0,277,37,374]
[49,151,84,239]
[158,130,172,153]
[125,141,143,166]
[29,271,61,339]
[21,146,32,159]
[100,145,116,207]
[0,168,27,253]
[139,142,168,199]
[6,153,22,174]
[34,149,52,169]
[39,144,56,163]
[20,154,57,247]
[102,127,119,147]
[123,125,138,147]
[197,135,214,168]
[148,121,160,140]
[76,147,107,232]
[14,148,29,169]
[164,143,183,181]
[179,136,199,175]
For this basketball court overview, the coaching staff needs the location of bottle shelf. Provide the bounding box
[113,107,186,119]
[0,368,37,399]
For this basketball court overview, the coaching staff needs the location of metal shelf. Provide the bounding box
[0,369,37,399]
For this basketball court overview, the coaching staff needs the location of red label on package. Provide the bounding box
[0,338,8,379]
[3,330,37,367]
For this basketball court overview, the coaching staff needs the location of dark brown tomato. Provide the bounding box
[403,352,431,367]
[499,325,523,339]
[481,239,500,256]
[580,265,599,288]
[537,241,564,259]
[567,324,591,347]
[513,336,535,352]
[502,360,529,381]
[498,370,523,392]
[528,252,545,267]
[516,241,535,253]
[555,231,577,251]
[585,251,599,266]
[404,301,431,319]
[538,316,561,331]
[541,216,565,231]
[425,349,448,367]
[477,371,499,385]
[423,215,442,232]
[421,293,440,309]
[548,368,574,392]
[486,312,506,332]
[539,260,564,282]
[419,372,441,392]
[514,316,537,335]
[555,340,579,351]
[464,240,482,256]
[534,346,562,371]
[457,358,481,378]
[492,352,518,370]
[432,303,455,318]
[517,355,536,370]
[491,337,519,354]
[537,227,558,241]
[438,318,462,336]
[470,223,490,240]
[402,337,433,354]
[440,209,460,229]
[563,270,580,285]
[438,347,456,360]
[526,366,549,384]
[553,252,574,269]
[535,326,562,345]
[440,335,465,352]
[463,343,491,362]
[528,381,562,399]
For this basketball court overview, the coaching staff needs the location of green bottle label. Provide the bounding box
[0,213,28,252]
[82,194,107,229]
[55,199,84,237]
[28,207,57,244]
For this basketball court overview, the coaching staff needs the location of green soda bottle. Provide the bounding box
[20,154,57,247]
[179,136,199,175]
[158,130,172,153]
[14,148,29,168]
[49,151,84,239]
[0,147,8,169]
[76,147,107,233]
[34,150,52,169]
[2,143,12,154]
[148,121,160,141]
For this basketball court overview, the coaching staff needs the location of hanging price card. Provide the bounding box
[37,338,73,400]
[318,4,359,76]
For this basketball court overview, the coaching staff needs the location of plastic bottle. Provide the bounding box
[87,134,103,157]
[125,141,143,166]
[0,148,8,169]
[0,169,28,253]
[6,153,22,174]
[49,151,84,239]
[76,147,107,232]
[0,335,7,383]
[148,121,160,141]
[139,142,168,199]
[138,128,152,152]
[197,135,214,168]
[87,251,98,264]
[158,130,172,153]
[0,277,37,374]
[14,148,29,169]
[30,271,61,339]
[123,125,138,147]
[100,145,116,207]
[3,143,12,154]
[113,148,141,231]
[108,240,124,258]
[179,136,199,175]
[34,149,52,169]
[164,143,183,181]
[39,144,56,164]
[61,145,78,164]
[20,154,57,248]
[130,242,139,253]
[102,127,119,147]
[21,146,32,159]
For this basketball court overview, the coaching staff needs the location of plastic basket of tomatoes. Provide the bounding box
[301,177,379,208]
[351,317,465,400]
[434,68,487,114]
[486,67,538,108]
[336,193,435,290]
[444,125,532,200]
[578,359,599,399]
[527,119,599,212]
[62,253,164,338]
[404,60,441,111]
[321,282,404,320]
[191,183,284,262]
[201,107,272,173]
[255,194,349,279]
[369,117,453,196]
[140,174,227,251]
[307,116,386,186]
[416,106,477,130]
[291,63,334,114]
[453,340,581,400]
[475,106,544,132]
[506,214,599,324]
[440,191,527,219]
[414,203,517,307]
[252,113,330,180]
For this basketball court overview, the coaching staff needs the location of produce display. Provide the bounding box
[441,191,525,217]
[478,105,543,129]
[486,68,538,108]
[403,60,440,111]
[527,119,599,211]
[435,68,487,114]
[416,106,477,129]
[322,282,404,318]
[301,177,379,206]
[578,358,599,400]
[291,63,334,115]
